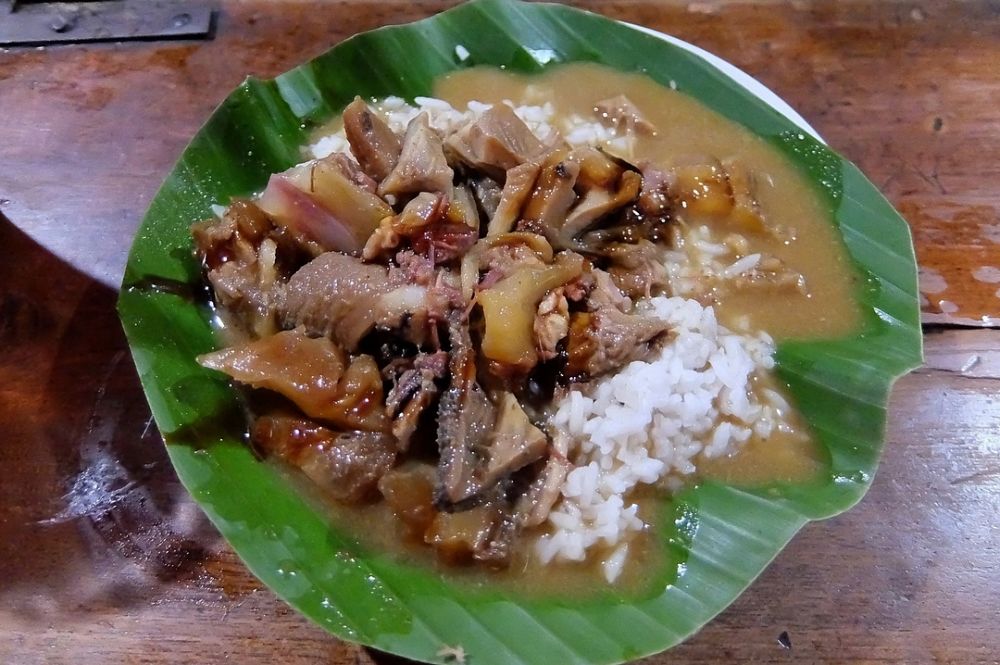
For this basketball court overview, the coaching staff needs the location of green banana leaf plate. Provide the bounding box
[117,1,922,663]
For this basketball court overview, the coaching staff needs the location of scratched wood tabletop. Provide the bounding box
[1,1,998,663]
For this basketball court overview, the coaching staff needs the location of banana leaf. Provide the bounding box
[117,1,922,663]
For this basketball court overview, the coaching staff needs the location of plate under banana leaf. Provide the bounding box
[117,1,922,663]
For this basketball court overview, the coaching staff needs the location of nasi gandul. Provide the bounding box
[192,63,860,586]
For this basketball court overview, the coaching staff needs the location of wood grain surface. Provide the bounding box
[1,1,998,664]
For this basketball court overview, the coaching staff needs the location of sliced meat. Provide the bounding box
[417,348,449,374]
[385,351,448,451]
[573,147,628,193]
[672,158,734,218]
[379,113,454,198]
[561,170,641,239]
[426,271,466,322]
[342,96,402,182]
[374,284,435,344]
[565,269,670,378]
[424,487,516,567]
[561,189,616,238]
[566,308,668,378]
[514,447,570,529]
[193,200,317,337]
[363,192,448,260]
[478,252,584,370]
[282,252,393,348]
[469,503,517,566]
[258,159,394,256]
[320,151,379,194]
[721,157,766,233]
[361,218,400,262]
[252,415,395,502]
[520,151,580,234]
[459,232,552,302]
[446,104,547,180]
[378,463,438,539]
[637,163,675,218]
[393,249,436,286]
[198,328,387,431]
[487,160,540,236]
[572,162,677,255]
[594,94,656,134]
[410,220,479,265]
[567,310,668,377]
[192,199,272,270]
[480,235,552,274]
[604,240,670,299]
[257,176,358,253]
[588,268,632,311]
[365,189,477,268]
[435,315,496,507]
[281,252,433,350]
[482,393,548,486]
[533,288,569,361]
[202,257,282,338]
[393,192,449,236]
[469,175,502,222]
[448,183,481,232]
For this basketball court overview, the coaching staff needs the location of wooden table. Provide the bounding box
[2,1,998,663]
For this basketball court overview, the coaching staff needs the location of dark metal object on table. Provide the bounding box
[0,0,213,46]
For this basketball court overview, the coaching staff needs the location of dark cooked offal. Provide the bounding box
[191,94,769,569]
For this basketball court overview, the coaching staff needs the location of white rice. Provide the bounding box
[722,252,761,278]
[306,97,796,583]
[538,296,790,583]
